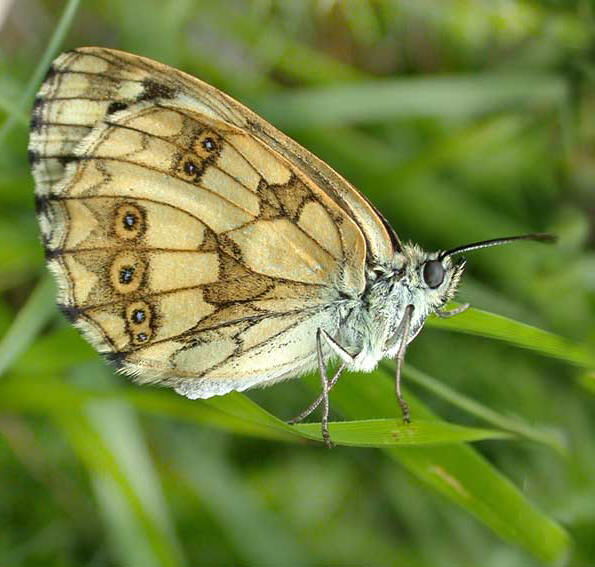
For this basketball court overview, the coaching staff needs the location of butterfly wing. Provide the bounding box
[29,47,395,397]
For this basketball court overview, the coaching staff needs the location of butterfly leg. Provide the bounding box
[288,361,346,424]
[303,328,332,448]
[395,304,415,423]
[288,330,355,447]
[436,303,470,318]
[317,330,358,448]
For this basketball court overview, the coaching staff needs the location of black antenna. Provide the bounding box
[439,233,556,260]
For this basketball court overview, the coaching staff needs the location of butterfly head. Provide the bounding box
[398,244,465,314]
[399,232,556,315]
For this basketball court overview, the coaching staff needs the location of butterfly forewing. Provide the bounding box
[29,47,390,397]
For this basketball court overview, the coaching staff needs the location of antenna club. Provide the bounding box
[532,233,558,243]
[439,232,557,259]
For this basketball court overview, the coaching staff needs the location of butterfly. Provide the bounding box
[28,47,553,447]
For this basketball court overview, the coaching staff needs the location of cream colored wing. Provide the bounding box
[29,49,379,397]
[30,47,399,264]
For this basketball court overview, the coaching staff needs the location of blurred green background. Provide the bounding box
[1,1,594,566]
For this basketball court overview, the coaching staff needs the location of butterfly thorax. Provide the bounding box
[336,243,464,372]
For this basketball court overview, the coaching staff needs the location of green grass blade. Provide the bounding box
[260,74,567,128]
[0,0,81,145]
[400,364,567,453]
[203,391,299,434]
[1,347,573,563]
[0,275,56,377]
[1,310,571,562]
[293,418,510,446]
[325,367,570,564]
[13,327,97,374]
[166,431,310,566]
[55,366,186,567]
[0,90,28,126]
[186,392,511,447]
[0,373,507,447]
[428,306,595,368]
[578,371,595,396]
[392,445,569,566]
[0,375,296,442]
[125,389,296,441]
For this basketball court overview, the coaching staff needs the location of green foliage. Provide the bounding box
[1,1,594,566]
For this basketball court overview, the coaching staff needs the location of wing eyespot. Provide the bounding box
[125,301,154,346]
[119,266,135,284]
[132,309,146,323]
[110,253,145,293]
[202,137,217,152]
[183,159,199,176]
[114,203,146,240]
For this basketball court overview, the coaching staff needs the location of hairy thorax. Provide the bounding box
[335,243,463,372]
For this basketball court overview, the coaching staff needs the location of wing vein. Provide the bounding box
[45,155,258,218]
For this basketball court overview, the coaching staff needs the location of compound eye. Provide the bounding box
[423,260,445,289]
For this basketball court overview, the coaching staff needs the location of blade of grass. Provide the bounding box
[0,275,56,377]
[326,367,570,565]
[0,375,295,442]
[13,326,96,374]
[293,418,511,446]
[0,375,509,447]
[398,364,567,453]
[0,218,43,278]
[392,444,569,566]
[5,331,570,560]
[203,392,511,447]
[577,371,595,396]
[166,430,310,566]
[191,3,364,87]
[0,90,28,126]
[0,0,81,145]
[259,74,567,128]
[428,306,595,368]
[55,366,186,567]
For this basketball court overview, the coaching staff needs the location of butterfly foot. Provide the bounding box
[399,398,411,424]
[322,429,335,449]
[436,303,470,318]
